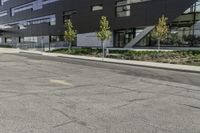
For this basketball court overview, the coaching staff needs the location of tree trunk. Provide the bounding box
[101,41,105,61]
[157,39,161,51]
[49,43,51,52]
[68,42,71,52]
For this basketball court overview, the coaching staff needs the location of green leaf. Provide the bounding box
[152,15,169,41]
[64,19,77,43]
[97,16,111,41]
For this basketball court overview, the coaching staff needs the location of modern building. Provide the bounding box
[0,0,199,48]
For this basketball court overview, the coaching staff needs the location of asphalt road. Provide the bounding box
[0,53,200,133]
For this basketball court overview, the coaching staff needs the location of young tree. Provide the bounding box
[152,15,169,50]
[64,19,76,52]
[97,16,111,60]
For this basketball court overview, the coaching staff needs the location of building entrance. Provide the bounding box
[114,28,135,47]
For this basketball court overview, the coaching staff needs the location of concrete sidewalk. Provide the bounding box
[0,48,20,54]
[1,48,200,73]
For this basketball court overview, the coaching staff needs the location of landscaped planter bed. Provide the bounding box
[51,48,200,66]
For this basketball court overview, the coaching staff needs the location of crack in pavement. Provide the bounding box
[52,121,74,128]
[141,79,200,92]
[113,98,150,109]
[179,103,200,110]
[107,84,200,102]
[57,84,97,91]
[0,90,41,100]
[52,108,98,132]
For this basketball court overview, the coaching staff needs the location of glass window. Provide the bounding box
[0,10,8,17]
[24,37,38,43]
[63,10,77,22]
[50,17,56,25]
[18,24,27,30]
[19,37,24,43]
[5,37,12,43]
[116,5,131,17]
[91,5,103,11]
[0,14,56,30]
[1,0,10,5]
[11,0,60,16]
[115,0,151,17]
[50,35,64,42]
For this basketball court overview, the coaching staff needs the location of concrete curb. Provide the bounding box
[18,50,200,74]
[56,55,200,74]
[1,48,199,73]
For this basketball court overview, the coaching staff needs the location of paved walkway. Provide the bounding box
[0,48,20,54]
[0,48,200,73]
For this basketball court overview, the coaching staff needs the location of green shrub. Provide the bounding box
[0,45,13,48]
[52,48,200,66]
[51,48,101,56]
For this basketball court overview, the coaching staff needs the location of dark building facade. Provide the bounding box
[0,0,198,48]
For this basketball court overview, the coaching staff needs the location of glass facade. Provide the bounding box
[122,0,200,47]
[169,0,200,46]
[152,0,200,47]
